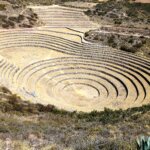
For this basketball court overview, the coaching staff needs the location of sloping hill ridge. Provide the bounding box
[0,5,150,112]
[0,85,149,149]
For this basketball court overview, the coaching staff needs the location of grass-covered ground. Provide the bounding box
[0,86,149,149]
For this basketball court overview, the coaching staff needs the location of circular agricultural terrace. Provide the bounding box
[0,5,149,112]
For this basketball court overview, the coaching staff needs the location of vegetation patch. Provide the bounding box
[0,86,149,149]
[0,2,41,29]
[84,29,150,56]
[0,4,6,11]
[85,0,150,28]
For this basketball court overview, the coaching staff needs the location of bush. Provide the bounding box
[8,94,20,103]
[107,35,114,44]
[0,15,7,21]
[93,35,99,40]
[0,124,9,133]
[2,23,9,28]
[120,44,136,53]
[0,87,11,94]
[7,20,15,27]
[84,32,89,37]
[114,19,122,25]
[0,4,6,11]
[9,16,18,22]
[18,15,25,22]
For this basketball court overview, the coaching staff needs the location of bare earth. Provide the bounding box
[0,5,150,112]
[135,0,150,3]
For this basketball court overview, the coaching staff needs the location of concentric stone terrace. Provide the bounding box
[0,5,149,112]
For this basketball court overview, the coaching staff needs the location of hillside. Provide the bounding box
[85,0,150,28]
[84,0,150,57]
[0,1,41,29]
[84,28,150,57]
[0,86,150,149]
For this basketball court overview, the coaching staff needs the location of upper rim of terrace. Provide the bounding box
[29,5,99,29]
[0,27,87,44]
[28,5,87,11]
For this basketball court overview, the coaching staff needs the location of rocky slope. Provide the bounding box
[85,0,150,28]
[84,28,150,56]
[0,1,41,29]
[84,0,150,57]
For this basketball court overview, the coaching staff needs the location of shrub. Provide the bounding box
[120,44,136,53]
[85,10,92,16]
[133,41,143,48]
[114,19,122,25]
[9,16,18,22]
[147,18,150,23]
[2,23,9,28]
[93,35,99,40]
[1,87,11,94]
[0,125,9,133]
[107,35,114,44]
[17,15,25,23]
[0,4,6,11]
[128,38,134,44]
[0,15,7,21]
[37,103,55,112]
[8,94,20,103]
[84,32,89,37]
[7,20,15,27]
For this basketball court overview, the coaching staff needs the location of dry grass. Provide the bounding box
[0,86,149,149]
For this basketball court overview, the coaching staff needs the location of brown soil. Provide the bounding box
[134,0,150,3]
